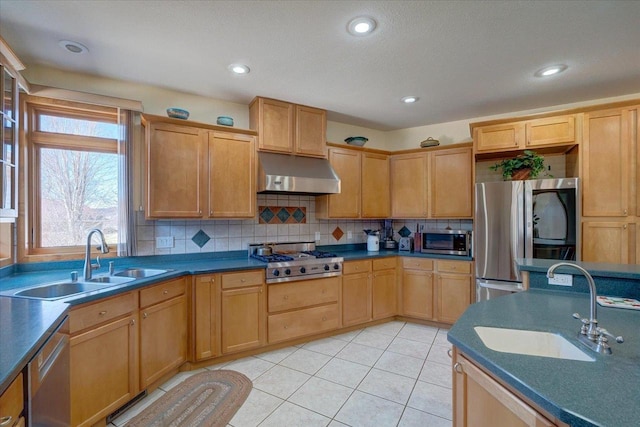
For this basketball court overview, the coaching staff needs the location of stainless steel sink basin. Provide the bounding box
[87,276,136,284]
[114,268,168,278]
[13,281,107,300]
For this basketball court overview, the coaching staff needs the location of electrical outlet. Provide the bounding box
[315,231,321,241]
[347,231,353,239]
[156,236,174,249]
[548,273,572,286]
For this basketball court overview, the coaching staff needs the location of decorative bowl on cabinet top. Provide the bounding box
[166,107,189,120]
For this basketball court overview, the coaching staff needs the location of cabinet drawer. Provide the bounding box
[221,270,264,289]
[268,277,340,313]
[140,278,186,308]
[268,303,339,344]
[0,372,23,426]
[372,257,396,271]
[402,257,434,271]
[437,260,471,274]
[343,260,371,275]
[69,292,137,334]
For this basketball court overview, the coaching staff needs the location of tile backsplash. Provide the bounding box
[135,195,472,256]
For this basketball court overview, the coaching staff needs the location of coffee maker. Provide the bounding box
[381,219,398,250]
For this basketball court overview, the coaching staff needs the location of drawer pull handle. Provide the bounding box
[1,416,13,426]
[143,312,148,319]
[163,289,169,294]
[284,325,288,329]
[447,349,452,358]
[453,362,463,373]
[99,310,107,316]
[130,319,136,326]
[322,316,327,321]
[284,295,289,300]
[241,279,246,283]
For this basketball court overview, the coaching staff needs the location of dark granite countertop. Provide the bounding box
[448,290,640,427]
[517,258,640,280]
[0,297,68,395]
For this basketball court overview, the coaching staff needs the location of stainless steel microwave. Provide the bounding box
[417,230,471,256]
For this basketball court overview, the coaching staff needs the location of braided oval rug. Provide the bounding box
[125,370,252,427]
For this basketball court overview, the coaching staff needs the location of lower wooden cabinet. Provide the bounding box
[453,348,555,427]
[192,274,221,361]
[139,278,187,389]
[221,270,266,354]
[402,258,435,320]
[342,258,397,326]
[69,293,138,427]
[342,271,371,326]
[372,268,397,319]
[0,372,23,427]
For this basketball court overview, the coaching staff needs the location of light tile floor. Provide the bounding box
[109,321,453,427]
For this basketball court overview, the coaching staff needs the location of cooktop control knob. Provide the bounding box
[272,269,280,276]
[300,267,306,274]
[333,264,340,270]
[284,269,291,275]
[324,264,330,271]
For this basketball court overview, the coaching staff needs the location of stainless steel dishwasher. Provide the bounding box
[28,317,69,427]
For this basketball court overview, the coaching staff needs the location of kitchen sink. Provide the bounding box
[114,268,168,279]
[87,276,136,284]
[474,326,594,362]
[13,281,108,300]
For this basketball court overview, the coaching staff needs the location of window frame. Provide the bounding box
[23,96,121,258]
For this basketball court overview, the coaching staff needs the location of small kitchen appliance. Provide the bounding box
[249,242,343,284]
[364,230,380,252]
[398,237,413,252]
[417,229,471,256]
[381,219,397,250]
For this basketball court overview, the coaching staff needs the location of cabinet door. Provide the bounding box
[362,152,390,218]
[474,123,525,153]
[208,132,256,218]
[193,275,220,361]
[372,269,397,320]
[70,316,138,427]
[525,115,576,147]
[390,153,428,218]
[430,147,473,218]
[402,269,434,320]
[221,285,265,354]
[140,295,187,389]
[147,122,207,218]
[437,273,472,324]
[0,372,23,427]
[582,221,630,264]
[342,272,371,326]
[319,148,360,218]
[295,105,327,157]
[453,351,554,427]
[582,109,630,217]
[253,98,294,154]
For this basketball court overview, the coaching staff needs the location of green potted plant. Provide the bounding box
[489,150,549,180]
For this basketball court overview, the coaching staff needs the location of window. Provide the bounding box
[26,98,123,255]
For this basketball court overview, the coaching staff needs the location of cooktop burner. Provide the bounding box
[250,254,294,263]
[301,250,337,258]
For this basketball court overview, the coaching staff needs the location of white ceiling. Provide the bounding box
[1,0,639,131]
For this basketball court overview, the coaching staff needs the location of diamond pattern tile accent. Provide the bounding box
[191,229,210,248]
[259,206,306,224]
[332,227,344,241]
[398,226,412,238]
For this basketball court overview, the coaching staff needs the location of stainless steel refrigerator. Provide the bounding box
[475,178,579,301]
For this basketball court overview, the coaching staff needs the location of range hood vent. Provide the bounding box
[257,152,340,195]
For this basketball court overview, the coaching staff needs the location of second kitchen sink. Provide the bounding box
[114,268,168,278]
[13,281,109,300]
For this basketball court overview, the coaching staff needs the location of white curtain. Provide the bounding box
[117,109,137,256]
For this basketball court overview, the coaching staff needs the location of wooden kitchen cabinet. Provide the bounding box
[342,270,372,327]
[390,152,429,218]
[139,278,187,389]
[475,122,525,153]
[267,276,340,343]
[436,260,472,324]
[342,259,396,325]
[316,146,390,219]
[430,147,473,218]
[192,274,221,361]
[581,221,631,264]
[68,292,138,427]
[250,96,327,158]
[144,114,257,219]
[221,270,266,354]
[208,131,256,218]
[371,258,397,320]
[525,115,576,147]
[401,258,434,320]
[0,372,23,427]
[453,348,555,427]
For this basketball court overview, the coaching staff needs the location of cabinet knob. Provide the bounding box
[624,209,628,215]
[241,279,246,282]
[447,349,453,358]
[210,211,213,216]
[453,362,464,373]
[284,295,289,300]
[198,210,202,215]
[99,310,107,316]
[130,319,136,326]
[143,312,148,319]
[623,224,627,230]
[322,316,327,321]
[163,289,169,294]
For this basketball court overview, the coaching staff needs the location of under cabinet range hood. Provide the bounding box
[257,152,341,195]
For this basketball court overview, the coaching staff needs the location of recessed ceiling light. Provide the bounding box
[58,40,88,54]
[401,96,419,104]
[534,64,568,77]
[228,64,250,75]
[347,16,377,36]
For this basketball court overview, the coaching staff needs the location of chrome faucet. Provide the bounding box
[547,262,623,354]
[84,229,110,281]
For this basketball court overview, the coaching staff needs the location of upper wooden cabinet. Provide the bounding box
[473,114,577,154]
[390,145,473,219]
[0,64,19,219]
[316,146,390,219]
[143,114,257,219]
[250,97,327,158]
